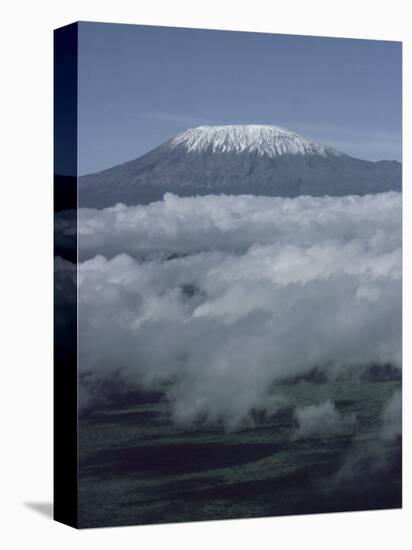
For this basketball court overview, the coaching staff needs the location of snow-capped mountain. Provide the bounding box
[169,125,341,157]
[79,125,401,208]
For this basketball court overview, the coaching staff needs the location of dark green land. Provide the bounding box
[78,378,401,528]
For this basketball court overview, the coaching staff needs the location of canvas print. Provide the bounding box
[54,22,402,528]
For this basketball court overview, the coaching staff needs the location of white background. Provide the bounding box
[0,0,410,547]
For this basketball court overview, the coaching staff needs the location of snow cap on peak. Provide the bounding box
[169,124,341,158]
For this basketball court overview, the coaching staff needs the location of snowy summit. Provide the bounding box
[169,125,341,158]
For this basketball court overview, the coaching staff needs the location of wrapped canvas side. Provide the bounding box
[54,22,78,529]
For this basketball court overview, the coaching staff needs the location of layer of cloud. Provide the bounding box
[73,191,401,262]
[61,192,402,428]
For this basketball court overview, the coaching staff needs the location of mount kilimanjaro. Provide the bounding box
[79,125,401,208]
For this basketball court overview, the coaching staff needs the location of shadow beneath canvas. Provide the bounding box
[24,502,53,519]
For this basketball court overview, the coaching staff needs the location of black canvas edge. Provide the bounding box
[53,22,79,529]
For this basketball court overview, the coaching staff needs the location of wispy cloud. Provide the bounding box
[287,122,401,162]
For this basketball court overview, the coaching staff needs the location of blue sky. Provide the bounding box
[78,22,402,175]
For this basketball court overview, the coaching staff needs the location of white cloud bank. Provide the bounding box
[69,192,401,428]
[75,191,401,261]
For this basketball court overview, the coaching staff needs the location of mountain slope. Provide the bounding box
[79,125,402,208]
